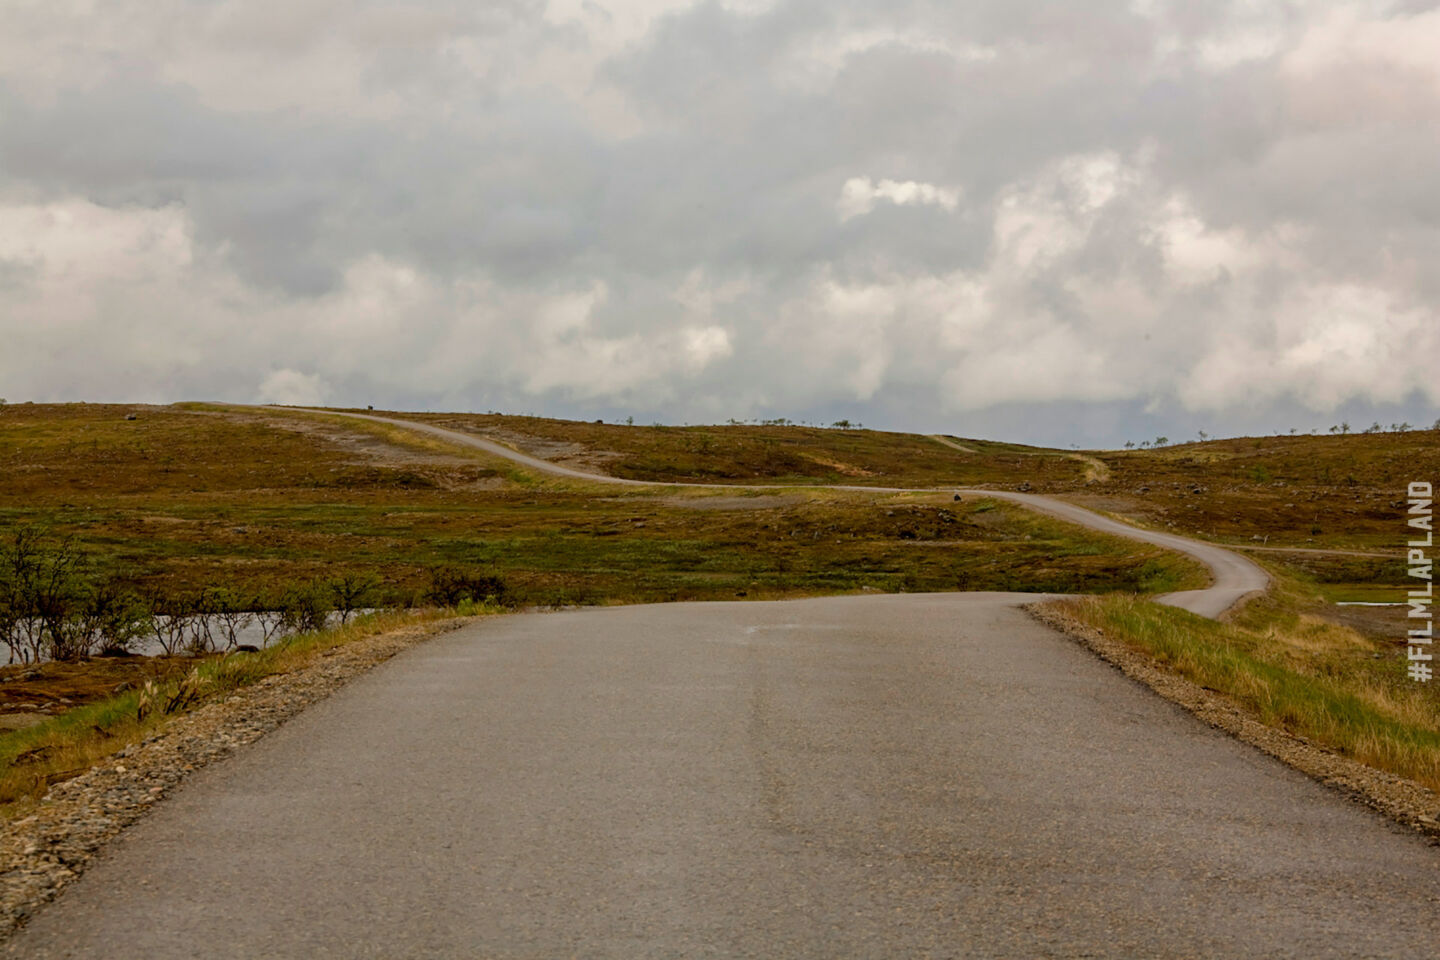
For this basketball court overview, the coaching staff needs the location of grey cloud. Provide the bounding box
[1,0,1437,446]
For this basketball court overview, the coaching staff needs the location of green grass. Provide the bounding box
[1050,581,1440,790]
[1316,583,1411,604]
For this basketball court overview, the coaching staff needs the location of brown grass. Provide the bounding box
[1046,581,1440,791]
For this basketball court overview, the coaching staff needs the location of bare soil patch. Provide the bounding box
[1,659,194,722]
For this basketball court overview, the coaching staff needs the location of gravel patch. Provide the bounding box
[1032,601,1440,842]
[0,617,465,939]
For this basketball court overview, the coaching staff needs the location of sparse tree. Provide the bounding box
[1154,436,1169,448]
[255,606,290,646]
[28,535,88,661]
[74,581,149,657]
[181,588,223,655]
[278,581,333,635]
[1197,430,1208,441]
[1124,441,1135,450]
[209,588,255,651]
[329,572,379,625]
[146,590,194,657]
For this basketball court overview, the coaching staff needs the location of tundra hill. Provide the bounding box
[387,409,1436,615]
[391,409,1087,487]
[0,402,1197,610]
[386,407,1434,553]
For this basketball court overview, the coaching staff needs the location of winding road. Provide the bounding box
[13,410,1440,959]
[293,409,1269,619]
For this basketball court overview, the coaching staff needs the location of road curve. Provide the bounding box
[11,594,1440,958]
[282,408,1268,619]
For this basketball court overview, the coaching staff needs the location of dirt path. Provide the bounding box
[282,408,1268,619]
[1066,452,1111,482]
[927,433,978,454]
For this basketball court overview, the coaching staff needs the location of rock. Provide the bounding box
[953,493,963,502]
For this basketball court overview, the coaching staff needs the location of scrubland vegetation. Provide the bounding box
[2,399,1434,812]
[0,401,1199,808]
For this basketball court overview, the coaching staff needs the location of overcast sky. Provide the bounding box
[3,0,1438,447]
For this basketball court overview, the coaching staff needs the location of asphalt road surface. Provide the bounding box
[13,594,1440,958]
[282,409,1269,620]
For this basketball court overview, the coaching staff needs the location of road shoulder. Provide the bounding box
[0,617,465,939]
[1031,601,1440,842]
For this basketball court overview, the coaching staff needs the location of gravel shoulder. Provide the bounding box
[1031,602,1440,842]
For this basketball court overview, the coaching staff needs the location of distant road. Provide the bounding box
[13,595,1440,958]
[282,408,1268,619]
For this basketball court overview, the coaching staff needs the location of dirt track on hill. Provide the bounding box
[291,408,1269,620]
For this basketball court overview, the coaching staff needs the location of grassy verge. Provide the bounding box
[1043,577,1440,791]
[0,607,476,818]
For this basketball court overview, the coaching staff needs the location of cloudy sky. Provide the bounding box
[3,0,1438,446]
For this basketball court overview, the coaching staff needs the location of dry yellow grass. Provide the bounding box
[1052,586,1440,791]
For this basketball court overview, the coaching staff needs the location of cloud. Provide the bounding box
[259,370,331,406]
[1,0,1438,445]
[837,177,961,221]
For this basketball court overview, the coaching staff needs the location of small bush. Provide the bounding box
[277,581,334,635]
[1,528,149,661]
[424,566,508,608]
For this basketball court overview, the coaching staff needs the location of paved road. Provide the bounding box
[281,409,1269,619]
[13,594,1440,958]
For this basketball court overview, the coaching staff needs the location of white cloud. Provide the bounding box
[837,177,961,221]
[258,369,330,406]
